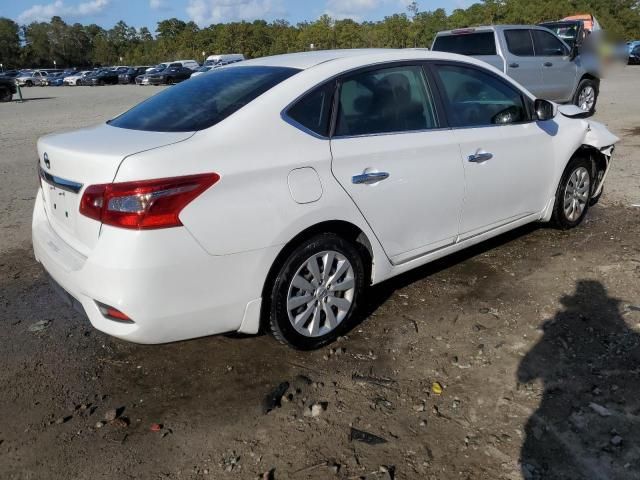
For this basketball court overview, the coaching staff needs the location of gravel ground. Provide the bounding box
[0,70,639,480]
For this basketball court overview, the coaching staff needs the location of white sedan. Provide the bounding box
[32,49,619,349]
[63,71,92,86]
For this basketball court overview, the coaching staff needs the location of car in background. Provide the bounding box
[137,64,169,85]
[88,68,122,86]
[42,72,66,86]
[628,41,640,54]
[31,50,619,348]
[0,75,17,102]
[190,65,214,78]
[16,70,48,87]
[205,54,245,66]
[0,70,20,78]
[629,45,640,65]
[64,71,92,86]
[146,65,193,85]
[174,59,200,70]
[432,25,601,114]
[119,66,149,84]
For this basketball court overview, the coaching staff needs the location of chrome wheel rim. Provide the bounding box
[578,86,595,111]
[563,167,590,222]
[287,251,355,338]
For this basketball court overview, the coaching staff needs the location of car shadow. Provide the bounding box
[14,97,55,102]
[354,221,540,326]
[517,280,640,479]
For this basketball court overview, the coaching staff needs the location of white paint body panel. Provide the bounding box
[32,49,619,344]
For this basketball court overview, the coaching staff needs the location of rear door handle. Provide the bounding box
[352,171,390,185]
[543,62,553,67]
[468,152,494,163]
[509,62,519,68]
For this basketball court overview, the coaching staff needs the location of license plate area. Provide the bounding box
[39,167,83,232]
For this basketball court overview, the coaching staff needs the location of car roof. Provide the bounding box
[436,25,552,35]
[238,49,408,70]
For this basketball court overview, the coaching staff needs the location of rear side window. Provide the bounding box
[109,66,299,132]
[434,64,527,128]
[432,32,497,55]
[335,65,439,137]
[532,30,569,56]
[286,82,335,137]
[505,30,535,56]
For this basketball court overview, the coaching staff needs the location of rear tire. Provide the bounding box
[551,156,593,230]
[268,233,366,350]
[573,79,598,116]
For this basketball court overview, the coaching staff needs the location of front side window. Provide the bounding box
[532,30,569,56]
[335,65,438,137]
[434,64,528,128]
[505,30,535,56]
[109,66,299,132]
[286,82,335,137]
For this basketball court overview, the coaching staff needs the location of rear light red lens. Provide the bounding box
[96,302,134,323]
[79,173,220,230]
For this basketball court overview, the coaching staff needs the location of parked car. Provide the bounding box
[190,65,214,78]
[629,45,640,65]
[0,76,17,102]
[205,54,245,66]
[32,50,619,348]
[432,25,601,114]
[146,65,193,85]
[42,72,69,86]
[88,69,121,86]
[174,59,200,70]
[16,70,48,87]
[63,71,92,86]
[137,65,169,85]
[0,70,20,78]
[628,41,640,53]
[119,66,149,84]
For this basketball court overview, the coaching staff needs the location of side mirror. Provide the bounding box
[534,99,557,121]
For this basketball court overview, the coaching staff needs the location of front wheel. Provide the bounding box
[268,233,367,350]
[573,79,599,116]
[551,157,593,230]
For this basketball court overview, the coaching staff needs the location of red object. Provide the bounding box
[150,423,163,432]
[80,173,220,229]
[96,302,134,323]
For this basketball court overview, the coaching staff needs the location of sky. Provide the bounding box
[0,0,473,30]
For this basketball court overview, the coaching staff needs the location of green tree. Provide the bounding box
[0,17,21,69]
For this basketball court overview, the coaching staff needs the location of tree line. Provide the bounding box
[1,0,639,69]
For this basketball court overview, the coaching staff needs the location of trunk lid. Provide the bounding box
[37,123,193,255]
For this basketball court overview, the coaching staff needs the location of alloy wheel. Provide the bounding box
[286,250,355,338]
[563,166,590,222]
[577,86,595,112]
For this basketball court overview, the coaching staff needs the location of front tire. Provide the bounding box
[573,79,598,116]
[268,233,366,350]
[551,156,593,230]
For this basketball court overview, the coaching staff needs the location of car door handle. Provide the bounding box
[509,62,519,68]
[543,62,553,67]
[468,152,494,163]
[352,171,390,185]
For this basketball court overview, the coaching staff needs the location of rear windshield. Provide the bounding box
[108,66,299,132]
[433,32,497,55]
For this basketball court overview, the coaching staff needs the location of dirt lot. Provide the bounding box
[1,71,639,480]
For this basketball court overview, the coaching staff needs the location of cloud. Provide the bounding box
[186,0,284,25]
[325,0,411,21]
[149,0,170,10]
[18,0,110,23]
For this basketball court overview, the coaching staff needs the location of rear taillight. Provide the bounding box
[96,302,134,323]
[80,173,219,230]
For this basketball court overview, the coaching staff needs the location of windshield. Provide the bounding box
[541,22,580,48]
[108,66,299,132]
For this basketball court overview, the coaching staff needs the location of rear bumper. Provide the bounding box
[32,190,278,344]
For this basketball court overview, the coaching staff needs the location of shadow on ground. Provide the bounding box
[518,280,640,480]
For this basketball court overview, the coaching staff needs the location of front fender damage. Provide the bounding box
[582,120,619,198]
